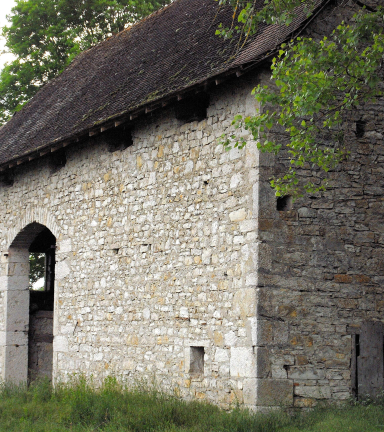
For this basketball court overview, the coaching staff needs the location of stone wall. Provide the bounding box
[0,76,261,409]
[0,1,382,407]
[258,107,384,407]
[254,19,384,406]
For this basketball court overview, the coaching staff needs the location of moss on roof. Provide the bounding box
[0,0,319,167]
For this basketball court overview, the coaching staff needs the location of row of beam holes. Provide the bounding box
[0,148,67,187]
[0,92,210,187]
[46,109,366,170]
[107,92,209,155]
[0,106,365,189]
[98,93,210,153]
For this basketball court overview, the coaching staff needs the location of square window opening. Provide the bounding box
[277,195,293,211]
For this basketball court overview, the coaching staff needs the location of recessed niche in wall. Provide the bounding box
[356,120,366,138]
[277,195,293,211]
[49,149,67,173]
[0,169,14,186]
[190,346,204,375]
[175,93,209,123]
[105,126,133,152]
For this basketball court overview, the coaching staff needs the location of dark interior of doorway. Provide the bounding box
[28,227,56,382]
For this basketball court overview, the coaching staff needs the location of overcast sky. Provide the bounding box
[0,0,16,71]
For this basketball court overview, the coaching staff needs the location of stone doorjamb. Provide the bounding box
[0,208,61,384]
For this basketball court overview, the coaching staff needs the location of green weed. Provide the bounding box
[0,378,383,431]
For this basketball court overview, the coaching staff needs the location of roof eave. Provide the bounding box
[0,0,330,173]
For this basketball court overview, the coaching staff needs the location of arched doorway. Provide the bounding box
[4,222,56,383]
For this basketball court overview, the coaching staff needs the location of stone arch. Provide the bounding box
[2,218,58,384]
[6,207,60,250]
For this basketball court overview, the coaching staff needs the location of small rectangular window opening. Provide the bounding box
[356,121,366,138]
[277,195,293,211]
[190,346,204,375]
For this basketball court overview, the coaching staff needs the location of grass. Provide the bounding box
[0,378,384,431]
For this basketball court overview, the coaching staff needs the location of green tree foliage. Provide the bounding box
[0,0,169,124]
[29,252,45,289]
[217,1,384,196]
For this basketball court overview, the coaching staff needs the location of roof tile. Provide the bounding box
[0,0,319,167]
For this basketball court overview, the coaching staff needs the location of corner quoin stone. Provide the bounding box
[256,379,294,407]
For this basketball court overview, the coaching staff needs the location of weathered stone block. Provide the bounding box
[55,261,70,280]
[0,276,7,292]
[214,348,229,362]
[233,289,256,319]
[239,219,257,233]
[4,344,28,384]
[5,275,29,291]
[255,318,289,346]
[294,385,331,399]
[298,207,317,218]
[256,379,293,406]
[6,262,30,277]
[5,290,29,332]
[230,347,255,378]
[53,336,69,353]
[243,378,257,405]
[58,239,72,253]
[229,208,247,222]
[0,331,28,346]
[256,347,271,378]
[257,243,272,271]
[246,317,257,345]
[7,249,29,263]
[288,367,325,380]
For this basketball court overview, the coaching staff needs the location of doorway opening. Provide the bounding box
[28,227,56,382]
[352,321,384,399]
[5,223,56,384]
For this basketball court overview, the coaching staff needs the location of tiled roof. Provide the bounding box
[0,0,321,168]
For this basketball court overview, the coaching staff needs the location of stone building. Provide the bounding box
[0,0,383,410]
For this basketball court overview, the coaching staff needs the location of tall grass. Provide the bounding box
[0,377,383,431]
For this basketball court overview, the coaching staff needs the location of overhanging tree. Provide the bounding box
[217,0,384,196]
[0,0,169,125]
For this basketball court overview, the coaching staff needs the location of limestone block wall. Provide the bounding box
[0,76,260,409]
[256,68,384,408]
[249,2,384,409]
[0,253,7,379]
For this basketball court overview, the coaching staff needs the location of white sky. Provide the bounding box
[0,0,16,71]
